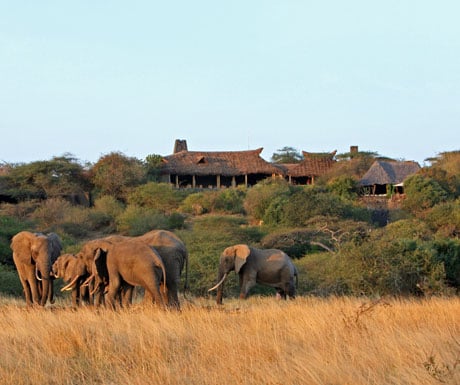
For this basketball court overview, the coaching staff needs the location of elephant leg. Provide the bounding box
[71,286,79,308]
[106,275,121,310]
[239,276,256,299]
[25,267,41,305]
[288,281,296,299]
[18,274,33,306]
[121,284,134,307]
[166,279,179,309]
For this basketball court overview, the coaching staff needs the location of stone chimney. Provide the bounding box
[350,145,358,154]
[174,139,188,154]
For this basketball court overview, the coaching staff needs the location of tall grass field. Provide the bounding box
[0,296,459,385]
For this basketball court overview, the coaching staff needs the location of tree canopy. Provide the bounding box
[271,146,303,164]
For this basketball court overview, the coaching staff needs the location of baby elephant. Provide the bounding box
[209,244,298,304]
[52,254,91,307]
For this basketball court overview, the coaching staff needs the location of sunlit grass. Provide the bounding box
[0,296,459,385]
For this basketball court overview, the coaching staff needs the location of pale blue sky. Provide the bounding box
[1,1,459,166]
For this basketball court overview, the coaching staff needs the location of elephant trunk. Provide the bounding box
[38,260,51,306]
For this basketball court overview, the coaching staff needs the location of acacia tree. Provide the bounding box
[90,152,146,201]
[271,146,303,164]
[3,154,91,201]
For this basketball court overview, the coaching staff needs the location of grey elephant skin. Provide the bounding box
[209,244,298,305]
[52,253,91,307]
[103,230,188,309]
[76,238,167,309]
[10,231,62,306]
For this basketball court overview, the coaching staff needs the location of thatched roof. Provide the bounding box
[161,148,283,176]
[360,160,420,186]
[281,151,337,177]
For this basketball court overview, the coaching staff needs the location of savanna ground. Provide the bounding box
[0,295,459,385]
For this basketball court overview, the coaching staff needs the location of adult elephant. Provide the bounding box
[136,230,188,309]
[208,244,298,305]
[103,230,188,309]
[52,254,91,307]
[10,231,62,306]
[75,238,167,309]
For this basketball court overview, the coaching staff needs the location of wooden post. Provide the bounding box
[175,175,179,188]
[245,174,248,187]
[192,175,196,188]
[217,175,221,188]
[232,176,236,187]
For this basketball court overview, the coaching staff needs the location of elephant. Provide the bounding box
[103,230,189,309]
[52,254,91,307]
[10,231,62,306]
[135,230,188,309]
[73,238,167,309]
[208,244,298,304]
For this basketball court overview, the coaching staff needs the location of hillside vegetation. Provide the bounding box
[0,150,459,300]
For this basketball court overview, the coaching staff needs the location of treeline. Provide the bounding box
[0,150,459,299]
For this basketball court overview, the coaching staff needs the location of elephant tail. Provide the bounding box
[183,251,189,294]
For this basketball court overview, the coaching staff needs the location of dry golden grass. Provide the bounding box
[0,296,459,385]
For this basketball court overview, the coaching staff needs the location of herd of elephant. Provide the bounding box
[10,230,298,309]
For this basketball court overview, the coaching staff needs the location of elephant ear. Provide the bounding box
[234,244,251,274]
[47,233,63,263]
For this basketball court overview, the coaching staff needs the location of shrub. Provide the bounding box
[280,187,349,226]
[402,175,449,215]
[30,198,72,229]
[127,182,182,214]
[244,179,293,222]
[424,199,460,238]
[260,229,314,258]
[116,205,169,235]
[179,192,217,215]
[214,187,246,214]
[0,264,22,296]
[335,232,450,296]
[327,176,358,200]
[0,215,29,265]
[88,196,125,232]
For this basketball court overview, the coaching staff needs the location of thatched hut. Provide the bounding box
[160,141,284,188]
[359,160,421,195]
[279,151,337,185]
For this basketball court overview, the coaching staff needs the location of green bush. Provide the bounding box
[260,229,313,258]
[402,175,449,215]
[244,178,293,222]
[0,215,29,265]
[214,187,246,214]
[279,187,350,226]
[327,176,358,200]
[127,182,182,214]
[88,195,125,232]
[179,192,217,215]
[425,199,460,238]
[0,264,22,296]
[431,239,460,290]
[116,205,169,235]
[335,232,450,296]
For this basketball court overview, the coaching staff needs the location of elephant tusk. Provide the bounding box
[61,275,79,292]
[90,284,99,296]
[208,273,227,292]
[35,266,42,281]
[82,273,95,287]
